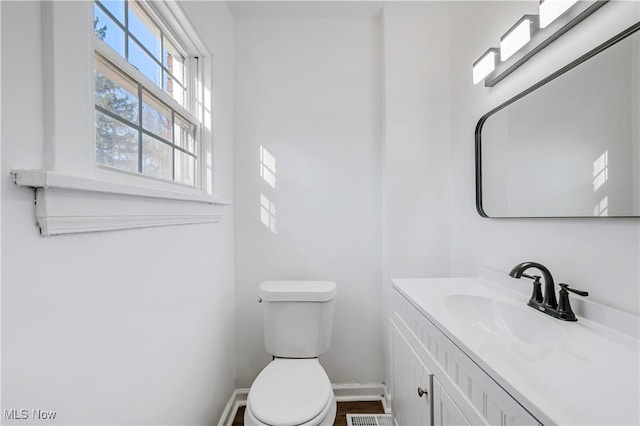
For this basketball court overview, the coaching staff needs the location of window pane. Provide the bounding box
[96,0,124,24]
[142,91,172,141]
[142,134,172,179]
[163,74,185,107]
[129,39,161,87]
[95,110,139,172]
[174,114,196,154]
[163,37,185,84]
[94,3,125,57]
[95,57,139,124]
[175,151,196,186]
[128,1,161,59]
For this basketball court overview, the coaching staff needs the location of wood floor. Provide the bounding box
[232,400,386,425]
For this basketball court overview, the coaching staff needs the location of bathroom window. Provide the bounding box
[11,1,224,236]
[93,0,200,186]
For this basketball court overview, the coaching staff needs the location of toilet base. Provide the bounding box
[244,392,336,426]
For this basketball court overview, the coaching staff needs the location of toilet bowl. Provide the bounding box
[244,359,336,426]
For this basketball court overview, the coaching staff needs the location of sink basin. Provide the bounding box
[444,294,567,345]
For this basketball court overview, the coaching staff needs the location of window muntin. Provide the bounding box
[93,0,199,187]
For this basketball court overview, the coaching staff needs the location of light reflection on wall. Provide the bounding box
[260,193,277,233]
[260,145,277,188]
[593,150,608,191]
[259,145,277,233]
[594,196,609,217]
[593,151,608,216]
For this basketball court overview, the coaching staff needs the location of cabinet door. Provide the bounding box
[391,320,433,426]
[433,377,470,426]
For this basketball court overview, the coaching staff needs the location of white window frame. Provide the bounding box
[12,1,227,236]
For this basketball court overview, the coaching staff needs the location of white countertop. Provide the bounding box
[392,277,640,426]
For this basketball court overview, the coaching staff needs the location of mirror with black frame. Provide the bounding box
[476,22,640,218]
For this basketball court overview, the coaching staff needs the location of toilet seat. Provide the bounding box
[244,393,336,426]
[246,358,333,426]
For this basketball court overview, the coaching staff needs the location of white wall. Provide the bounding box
[233,14,384,388]
[380,1,452,398]
[382,3,451,280]
[1,1,236,424]
[447,1,640,314]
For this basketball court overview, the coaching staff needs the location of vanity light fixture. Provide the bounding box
[472,48,499,84]
[539,0,579,28]
[472,0,608,87]
[500,15,538,61]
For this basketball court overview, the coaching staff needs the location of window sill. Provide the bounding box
[11,169,229,236]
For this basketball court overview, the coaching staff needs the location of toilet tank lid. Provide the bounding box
[259,281,337,302]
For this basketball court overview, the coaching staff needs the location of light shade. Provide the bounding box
[472,48,498,84]
[500,16,538,61]
[539,0,579,28]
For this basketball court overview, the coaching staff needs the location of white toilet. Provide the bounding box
[244,280,337,426]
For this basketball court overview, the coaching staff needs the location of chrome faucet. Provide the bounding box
[509,261,588,321]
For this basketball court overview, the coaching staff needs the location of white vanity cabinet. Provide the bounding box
[390,287,541,426]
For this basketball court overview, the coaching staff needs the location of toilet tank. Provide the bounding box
[259,281,337,358]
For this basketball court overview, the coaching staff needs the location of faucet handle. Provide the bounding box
[516,274,543,305]
[556,283,588,322]
[528,276,543,304]
[559,283,589,297]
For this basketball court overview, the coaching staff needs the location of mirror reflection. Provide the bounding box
[477,23,640,218]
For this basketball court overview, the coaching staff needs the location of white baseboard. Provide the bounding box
[332,383,389,412]
[218,383,389,426]
[382,384,392,414]
[218,388,249,426]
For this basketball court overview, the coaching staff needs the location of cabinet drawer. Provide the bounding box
[393,289,541,426]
